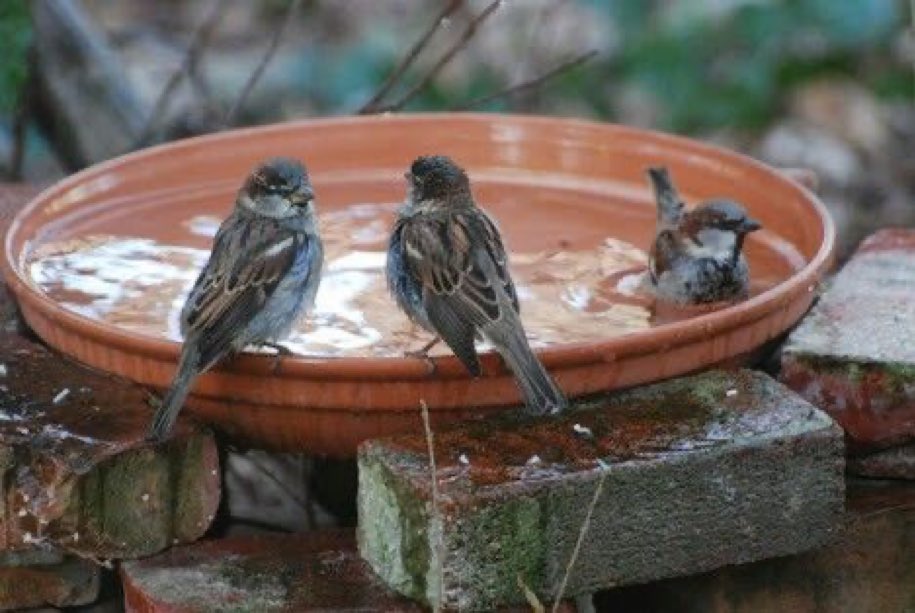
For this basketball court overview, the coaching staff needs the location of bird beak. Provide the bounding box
[290,188,314,208]
[404,171,413,183]
[740,218,762,234]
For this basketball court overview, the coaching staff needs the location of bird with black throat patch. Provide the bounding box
[647,166,761,305]
[386,154,567,416]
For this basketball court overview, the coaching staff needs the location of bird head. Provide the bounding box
[405,155,472,205]
[679,200,761,263]
[239,157,315,219]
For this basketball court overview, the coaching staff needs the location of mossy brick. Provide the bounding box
[0,332,219,560]
[358,370,845,610]
[0,549,99,609]
[781,229,915,450]
[595,479,915,612]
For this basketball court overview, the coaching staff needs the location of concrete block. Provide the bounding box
[595,479,915,612]
[781,229,915,450]
[358,370,845,610]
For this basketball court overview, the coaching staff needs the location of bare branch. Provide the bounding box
[378,0,502,113]
[222,0,303,127]
[358,0,465,114]
[134,0,228,147]
[9,55,34,181]
[455,49,597,110]
[551,467,608,612]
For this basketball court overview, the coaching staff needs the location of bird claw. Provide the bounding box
[260,342,294,373]
[404,348,437,375]
[404,336,440,375]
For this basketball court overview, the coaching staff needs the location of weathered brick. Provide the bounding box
[0,549,99,610]
[594,479,915,612]
[0,332,220,560]
[357,370,845,610]
[120,531,425,612]
[849,443,915,480]
[781,229,915,450]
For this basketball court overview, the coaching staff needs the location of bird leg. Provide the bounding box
[260,342,294,373]
[404,336,440,375]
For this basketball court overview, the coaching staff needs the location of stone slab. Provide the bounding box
[848,443,915,480]
[595,479,915,612]
[358,370,845,610]
[0,331,220,560]
[0,549,99,610]
[781,229,915,450]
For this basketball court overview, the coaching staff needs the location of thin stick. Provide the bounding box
[420,400,443,613]
[379,0,502,113]
[223,0,302,127]
[134,0,227,147]
[551,467,608,612]
[359,0,465,114]
[455,49,597,110]
[517,573,546,613]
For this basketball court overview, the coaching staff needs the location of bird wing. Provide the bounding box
[401,209,517,375]
[182,214,305,369]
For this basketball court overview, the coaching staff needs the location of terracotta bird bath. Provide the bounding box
[2,114,834,455]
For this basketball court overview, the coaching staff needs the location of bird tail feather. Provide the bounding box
[496,328,567,416]
[147,349,199,442]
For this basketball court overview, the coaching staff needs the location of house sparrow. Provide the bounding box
[147,157,324,441]
[386,155,567,415]
[647,166,761,305]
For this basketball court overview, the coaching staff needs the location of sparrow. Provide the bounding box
[147,157,324,441]
[386,155,567,415]
[647,166,761,305]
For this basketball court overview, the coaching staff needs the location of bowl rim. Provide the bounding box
[2,112,835,380]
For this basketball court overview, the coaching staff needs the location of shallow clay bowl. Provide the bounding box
[3,114,834,455]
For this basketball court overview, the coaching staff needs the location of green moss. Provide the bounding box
[357,451,432,603]
[447,496,548,606]
[171,435,216,541]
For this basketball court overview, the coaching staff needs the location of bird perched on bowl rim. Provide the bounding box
[147,157,324,441]
[647,166,761,305]
[386,154,567,415]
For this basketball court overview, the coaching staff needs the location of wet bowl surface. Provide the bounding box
[2,114,834,455]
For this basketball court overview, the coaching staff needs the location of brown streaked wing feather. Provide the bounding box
[184,216,301,368]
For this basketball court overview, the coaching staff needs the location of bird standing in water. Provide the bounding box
[647,166,761,305]
[147,157,324,441]
[386,155,567,415]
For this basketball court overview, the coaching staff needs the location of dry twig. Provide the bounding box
[134,0,228,147]
[517,573,546,613]
[455,49,597,110]
[358,0,465,114]
[420,400,444,613]
[378,0,502,113]
[551,467,608,612]
[223,0,303,127]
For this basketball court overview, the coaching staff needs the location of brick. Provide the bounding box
[120,530,425,612]
[357,370,845,610]
[848,443,915,479]
[0,332,220,560]
[594,479,915,612]
[0,549,99,610]
[120,530,567,613]
[781,229,915,450]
